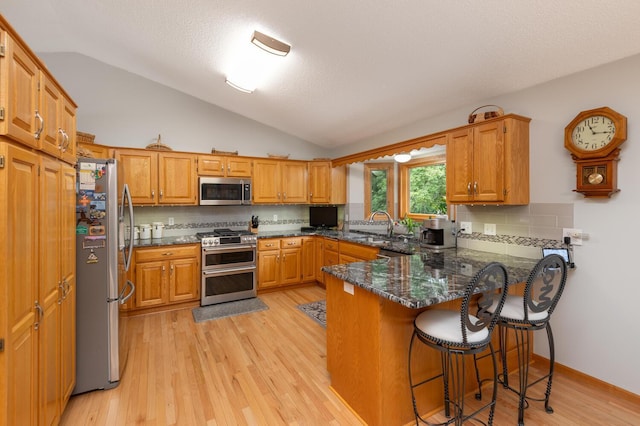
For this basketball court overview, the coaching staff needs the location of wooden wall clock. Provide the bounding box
[564,106,627,198]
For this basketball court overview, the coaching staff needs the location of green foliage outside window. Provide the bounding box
[370,170,388,212]
[408,164,447,215]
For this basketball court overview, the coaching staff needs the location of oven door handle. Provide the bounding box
[202,266,256,276]
[202,245,256,253]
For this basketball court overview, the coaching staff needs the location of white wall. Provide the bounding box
[42,52,640,394]
[334,54,640,395]
[39,53,329,160]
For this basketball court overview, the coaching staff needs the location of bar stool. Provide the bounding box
[408,262,509,426]
[491,253,567,426]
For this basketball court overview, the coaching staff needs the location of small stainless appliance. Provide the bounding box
[197,229,257,305]
[420,217,456,250]
[74,158,136,394]
[199,177,251,205]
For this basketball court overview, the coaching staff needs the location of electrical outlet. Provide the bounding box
[460,263,473,276]
[168,217,174,226]
[273,214,278,222]
[563,228,583,245]
[484,223,496,236]
[460,221,472,234]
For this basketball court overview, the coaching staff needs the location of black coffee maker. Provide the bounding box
[420,218,456,250]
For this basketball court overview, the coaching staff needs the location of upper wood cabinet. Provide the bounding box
[446,115,530,205]
[253,159,308,204]
[0,25,77,164]
[78,142,111,159]
[308,161,331,204]
[197,154,252,177]
[115,148,198,205]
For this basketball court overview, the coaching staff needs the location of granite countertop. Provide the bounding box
[321,248,538,310]
[257,229,418,254]
[132,235,200,247]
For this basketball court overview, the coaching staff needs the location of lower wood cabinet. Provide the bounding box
[1,141,76,426]
[258,237,303,289]
[338,241,380,263]
[133,244,200,310]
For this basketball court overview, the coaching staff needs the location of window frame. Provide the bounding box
[398,154,447,221]
[363,162,394,219]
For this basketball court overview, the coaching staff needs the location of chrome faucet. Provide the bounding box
[368,210,394,238]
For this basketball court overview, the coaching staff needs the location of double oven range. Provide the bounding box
[197,229,257,306]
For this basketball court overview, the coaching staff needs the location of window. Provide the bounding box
[398,155,447,220]
[364,163,394,219]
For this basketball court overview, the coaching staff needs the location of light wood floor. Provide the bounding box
[61,285,640,425]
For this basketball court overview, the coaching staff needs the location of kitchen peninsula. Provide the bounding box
[322,249,538,426]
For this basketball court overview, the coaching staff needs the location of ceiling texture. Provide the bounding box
[4,0,640,149]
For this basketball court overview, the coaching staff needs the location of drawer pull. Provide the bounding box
[163,252,174,256]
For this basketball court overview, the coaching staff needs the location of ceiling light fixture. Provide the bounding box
[225,78,254,93]
[394,153,412,163]
[251,30,291,56]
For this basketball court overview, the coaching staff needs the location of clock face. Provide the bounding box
[571,115,616,151]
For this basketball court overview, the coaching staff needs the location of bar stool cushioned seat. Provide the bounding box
[408,262,509,426]
[489,253,567,426]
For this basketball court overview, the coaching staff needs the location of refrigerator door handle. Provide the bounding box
[120,183,134,272]
[119,280,135,304]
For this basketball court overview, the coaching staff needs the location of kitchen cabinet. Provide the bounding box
[115,148,198,205]
[197,154,252,177]
[133,244,200,309]
[446,115,530,205]
[314,237,325,284]
[308,161,331,204]
[338,241,379,264]
[78,142,111,159]
[318,238,340,285]
[38,156,76,425]
[252,159,308,204]
[331,164,347,205]
[39,73,77,164]
[257,237,302,289]
[0,24,77,165]
[0,141,76,426]
[301,237,316,282]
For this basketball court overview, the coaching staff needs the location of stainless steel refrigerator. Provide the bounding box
[73,158,135,394]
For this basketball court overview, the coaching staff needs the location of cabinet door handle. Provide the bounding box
[159,189,163,198]
[227,165,230,172]
[34,110,44,140]
[162,265,166,273]
[473,181,478,195]
[58,281,64,305]
[221,166,224,172]
[170,264,174,274]
[151,190,155,199]
[467,182,471,195]
[57,128,65,150]
[283,192,287,199]
[34,301,44,330]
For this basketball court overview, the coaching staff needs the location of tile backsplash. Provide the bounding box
[132,203,573,260]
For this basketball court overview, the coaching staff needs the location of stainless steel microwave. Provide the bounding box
[199,177,251,205]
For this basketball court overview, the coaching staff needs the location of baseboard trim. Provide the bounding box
[532,354,639,405]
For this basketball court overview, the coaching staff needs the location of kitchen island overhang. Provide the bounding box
[322,248,538,426]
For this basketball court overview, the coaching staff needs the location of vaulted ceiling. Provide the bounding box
[4,1,640,148]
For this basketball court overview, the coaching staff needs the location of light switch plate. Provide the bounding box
[484,223,496,236]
